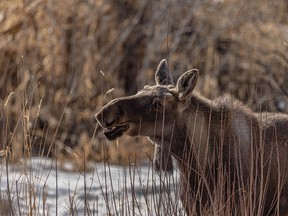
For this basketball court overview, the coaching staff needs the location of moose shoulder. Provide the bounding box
[95,59,288,215]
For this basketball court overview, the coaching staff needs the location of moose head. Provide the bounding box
[96,59,198,172]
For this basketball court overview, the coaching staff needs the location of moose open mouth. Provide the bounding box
[103,124,130,140]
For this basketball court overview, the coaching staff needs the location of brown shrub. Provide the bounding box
[0,0,287,165]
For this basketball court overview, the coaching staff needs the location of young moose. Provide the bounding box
[95,59,288,215]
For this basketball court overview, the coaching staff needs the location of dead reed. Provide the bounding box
[1,0,287,163]
[0,0,288,215]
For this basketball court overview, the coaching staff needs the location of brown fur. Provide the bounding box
[95,59,288,215]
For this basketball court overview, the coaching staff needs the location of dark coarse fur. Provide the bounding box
[96,59,288,216]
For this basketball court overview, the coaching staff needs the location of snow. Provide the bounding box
[0,157,185,216]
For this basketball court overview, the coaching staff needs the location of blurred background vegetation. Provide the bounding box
[0,0,288,169]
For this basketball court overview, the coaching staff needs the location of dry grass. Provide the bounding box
[0,0,288,166]
[0,1,288,214]
[0,194,13,216]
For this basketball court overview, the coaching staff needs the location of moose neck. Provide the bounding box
[170,92,217,170]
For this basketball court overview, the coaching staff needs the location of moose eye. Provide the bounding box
[150,101,163,111]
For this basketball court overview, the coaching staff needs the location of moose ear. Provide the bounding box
[155,59,174,85]
[176,69,199,101]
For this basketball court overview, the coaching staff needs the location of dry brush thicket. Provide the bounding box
[0,0,288,166]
